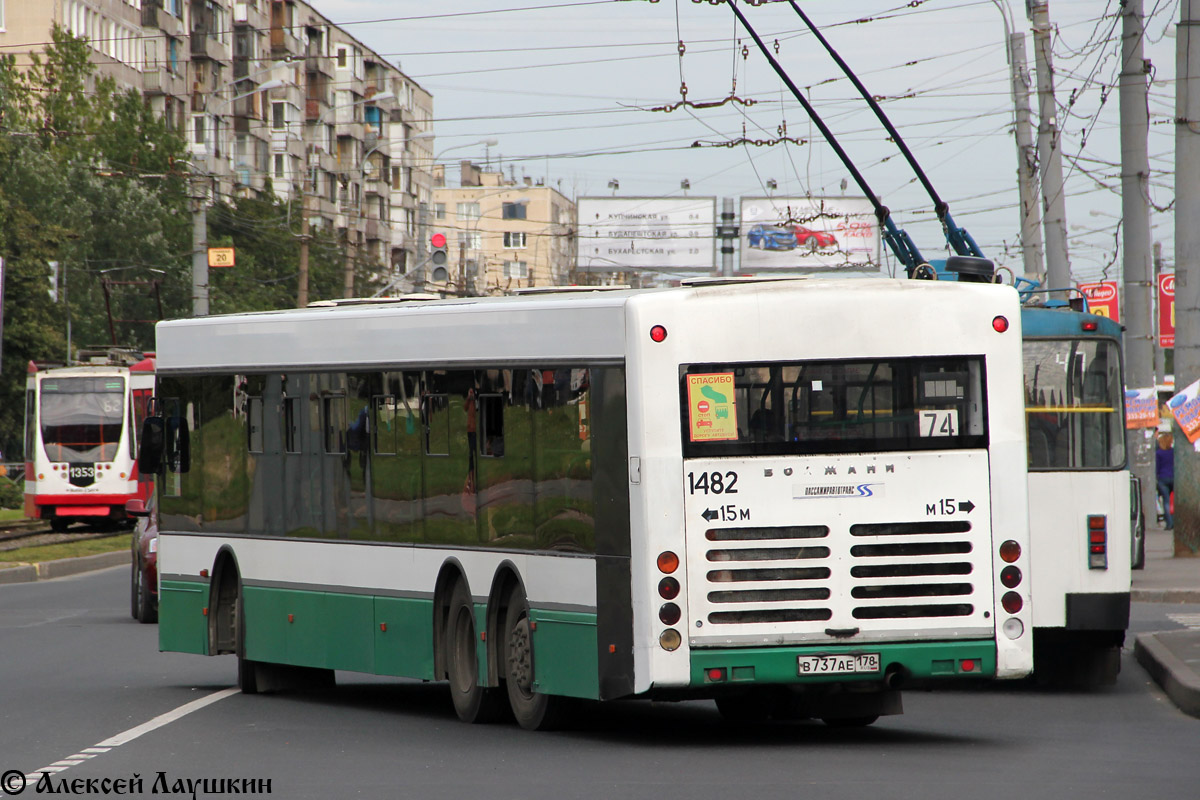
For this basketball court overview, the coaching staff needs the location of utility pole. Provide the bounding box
[343,231,356,299]
[416,201,429,291]
[1029,0,1072,290]
[1174,0,1200,555]
[191,156,209,317]
[297,174,310,307]
[1121,0,1158,551]
[718,197,737,278]
[1006,28,1046,285]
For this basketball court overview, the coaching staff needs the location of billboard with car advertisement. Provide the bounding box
[576,197,716,272]
[739,196,880,272]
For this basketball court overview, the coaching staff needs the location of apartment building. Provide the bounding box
[0,0,434,289]
[432,162,575,295]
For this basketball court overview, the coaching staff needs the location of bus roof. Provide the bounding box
[154,279,1017,374]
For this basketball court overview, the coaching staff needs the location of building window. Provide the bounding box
[456,202,480,221]
[192,114,206,145]
[503,261,528,279]
[274,154,285,179]
[337,47,347,68]
[391,166,401,191]
[502,202,527,220]
[503,232,527,249]
[434,203,446,220]
[271,101,285,130]
[457,231,482,250]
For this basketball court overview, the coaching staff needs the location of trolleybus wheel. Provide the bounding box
[50,518,71,533]
[503,586,565,731]
[446,580,503,723]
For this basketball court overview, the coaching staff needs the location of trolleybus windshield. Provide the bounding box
[1023,339,1124,470]
[39,376,126,462]
[680,356,987,458]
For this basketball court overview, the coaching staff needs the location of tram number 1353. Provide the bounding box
[687,471,739,495]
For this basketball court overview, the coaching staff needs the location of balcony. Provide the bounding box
[190,32,229,62]
[142,67,183,96]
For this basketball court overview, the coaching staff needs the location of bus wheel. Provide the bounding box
[503,587,565,731]
[446,581,502,723]
[50,518,71,533]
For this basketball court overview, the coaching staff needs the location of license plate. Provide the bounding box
[797,653,880,676]
[68,465,95,479]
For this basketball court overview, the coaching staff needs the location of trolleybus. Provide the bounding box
[25,348,155,531]
[1021,303,1133,684]
[145,278,1032,729]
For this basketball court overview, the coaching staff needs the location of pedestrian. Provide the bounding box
[1156,432,1174,530]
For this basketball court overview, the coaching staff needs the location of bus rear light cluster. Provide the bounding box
[1000,565,1022,589]
[1001,591,1023,614]
[997,539,1025,636]
[657,551,682,651]
[998,540,1021,563]
[1087,515,1108,570]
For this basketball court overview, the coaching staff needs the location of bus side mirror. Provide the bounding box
[139,416,165,475]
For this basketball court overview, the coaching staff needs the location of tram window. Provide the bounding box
[283,397,300,454]
[247,397,264,453]
[324,394,346,454]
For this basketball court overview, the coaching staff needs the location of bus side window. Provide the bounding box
[479,394,504,457]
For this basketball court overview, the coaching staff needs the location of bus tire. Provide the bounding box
[50,518,70,533]
[446,580,503,723]
[822,715,879,728]
[503,586,565,731]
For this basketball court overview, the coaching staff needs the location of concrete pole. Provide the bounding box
[1154,241,1167,387]
[1121,0,1158,548]
[191,157,209,317]
[297,179,310,307]
[1029,0,1072,290]
[1007,31,1046,285]
[343,232,356,299]
[720,197,736,278]
[1174,0,1200,555]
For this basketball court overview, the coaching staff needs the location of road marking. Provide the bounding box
[13,688,238,792]
[1166,612,1200,630]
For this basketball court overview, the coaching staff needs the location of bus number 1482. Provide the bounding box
[688,471,738,495]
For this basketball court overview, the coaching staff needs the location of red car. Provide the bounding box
[794,225,837,251]
[128,495,158,624]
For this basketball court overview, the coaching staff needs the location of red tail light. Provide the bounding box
[1088,514,1108,569]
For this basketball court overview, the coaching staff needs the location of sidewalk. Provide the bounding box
[1132,522,1200,719]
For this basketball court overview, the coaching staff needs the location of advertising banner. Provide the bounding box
[1167,378,1200,444]
[1078,280,1120,321]
[1158,272,1175,348]
[576,197,716,272]
[739,196,880,272]
[1125,387,1159,430]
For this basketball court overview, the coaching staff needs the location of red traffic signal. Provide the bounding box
[431,233,447,249]
[430,232,447,266]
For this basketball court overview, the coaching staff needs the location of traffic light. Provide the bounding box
[430,233,447,267]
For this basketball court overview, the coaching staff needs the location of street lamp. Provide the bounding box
[608,179,619,195]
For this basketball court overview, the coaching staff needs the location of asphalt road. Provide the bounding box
[1,566,1198,800]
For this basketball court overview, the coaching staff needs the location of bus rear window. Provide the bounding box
[681,357,987,458]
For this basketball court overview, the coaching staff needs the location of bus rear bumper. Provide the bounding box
[689,640,997,688]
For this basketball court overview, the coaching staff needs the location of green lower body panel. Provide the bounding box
[158,579,209,655]
[690,640,997,687]
[529,609,599,700]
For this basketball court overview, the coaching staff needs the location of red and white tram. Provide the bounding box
[24,349,155,531]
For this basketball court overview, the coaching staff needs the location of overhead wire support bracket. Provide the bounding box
[724,0,927,276]
[787,0,984,261]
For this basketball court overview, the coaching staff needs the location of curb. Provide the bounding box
[1134,631,1200,719]
[1131,588,1200,604]
[0,549,130,585]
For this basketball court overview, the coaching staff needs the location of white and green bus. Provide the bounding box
[146,278,1032,729]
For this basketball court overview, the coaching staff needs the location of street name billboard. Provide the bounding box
[577,197,716,272]
[739,196,880,272]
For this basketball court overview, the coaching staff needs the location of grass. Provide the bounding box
[0,508,25,521]
[0,533,132,568]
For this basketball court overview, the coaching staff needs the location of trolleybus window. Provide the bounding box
[681,356,986,457]
[39,376,126,462]
[1023,339,1124,470]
